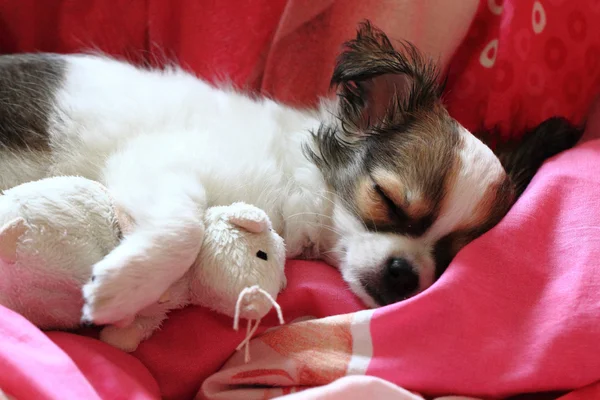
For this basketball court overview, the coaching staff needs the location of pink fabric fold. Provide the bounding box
[0,307,160,400]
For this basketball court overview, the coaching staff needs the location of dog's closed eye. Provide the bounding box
[256,250,268,261]
[373,184,433,236]
[374,184,409,221]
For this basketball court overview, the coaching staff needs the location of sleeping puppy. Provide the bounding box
[308,24,583,306]
[0,21,582,330]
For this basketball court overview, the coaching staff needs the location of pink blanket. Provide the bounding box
[3,103,600,398]
[2,1,600,399]
[4,109,600,399]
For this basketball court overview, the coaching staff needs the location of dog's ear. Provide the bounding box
[331,20,441,136]
[486,117,584,197]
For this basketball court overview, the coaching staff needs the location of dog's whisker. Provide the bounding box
[291,187,369,232]
[284,211,334,221]
[298,221,346,238]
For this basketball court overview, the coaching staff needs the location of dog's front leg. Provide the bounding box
[81,191,204,325]
[81,146,207,325]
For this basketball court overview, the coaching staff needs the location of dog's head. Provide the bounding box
[308,21,583,307]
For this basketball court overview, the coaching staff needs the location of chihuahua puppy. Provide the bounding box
[0,22,581,330]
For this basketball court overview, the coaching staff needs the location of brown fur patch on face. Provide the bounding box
[370,169,433,220]
[355,175,389,224]
[350,105,463,237]
[388,106,461,205]
[471,174,516,234]
[433,162,516,278]
[437,133,513,233]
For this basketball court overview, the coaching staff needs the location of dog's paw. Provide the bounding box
[81,258,159,326]
[82,277,147,326]
[99,324,143,352]
[81,218,203,326]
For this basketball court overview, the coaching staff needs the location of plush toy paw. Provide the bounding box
[99,323,144,352]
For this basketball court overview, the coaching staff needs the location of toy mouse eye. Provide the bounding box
[256,250,268,261]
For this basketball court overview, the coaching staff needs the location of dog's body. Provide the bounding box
[0,23,582,331]
[0,52,341,322]
[0,53,335,261]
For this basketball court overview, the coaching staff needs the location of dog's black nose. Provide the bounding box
[385,257,419,297]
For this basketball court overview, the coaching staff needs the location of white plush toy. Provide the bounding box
[0,176,287,355]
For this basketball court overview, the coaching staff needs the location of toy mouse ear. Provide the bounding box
[0,218,27,264]
[227,204,271,234]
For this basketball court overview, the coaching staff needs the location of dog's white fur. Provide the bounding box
[0,55,503,318]
[0,55,336,324]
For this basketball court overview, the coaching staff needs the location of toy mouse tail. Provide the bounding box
[233,285,284,329]
[232,285,285,363]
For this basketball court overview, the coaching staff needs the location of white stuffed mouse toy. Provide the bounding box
[0,176,287,354]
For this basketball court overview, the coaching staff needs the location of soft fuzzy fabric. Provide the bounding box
[0,177,121,329]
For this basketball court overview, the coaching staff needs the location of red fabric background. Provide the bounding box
[1,0,598,137]
[444,0,600,138]
[0,0,287,86]
[0,1,599,399]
